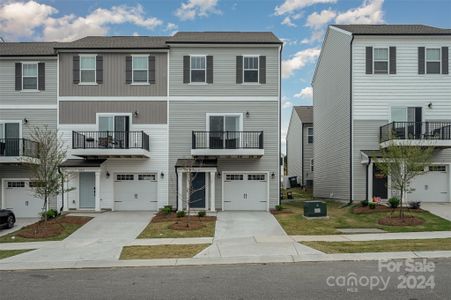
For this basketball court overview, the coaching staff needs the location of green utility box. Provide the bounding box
[304,201,327,218]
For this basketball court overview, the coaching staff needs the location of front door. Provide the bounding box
[79,172,95,209]
[373,165,388,199]
[189,172,206,208]
[1,123,20,156]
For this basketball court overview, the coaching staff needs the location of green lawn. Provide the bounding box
[138,221,216,239]
[0,249,34,260]
[282,187,313,200]
[120,244,210,259]
[303,238,451,253]
[275,199,451,235]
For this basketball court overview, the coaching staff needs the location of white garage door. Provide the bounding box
[408,165,448,202]
[114,173,158,211]
[223,173,268,211]
[4,180,43,217]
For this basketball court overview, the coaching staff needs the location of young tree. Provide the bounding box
[22,126,70,221]
[374,142,434,218]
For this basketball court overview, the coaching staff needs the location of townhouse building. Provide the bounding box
[313,24,451,203]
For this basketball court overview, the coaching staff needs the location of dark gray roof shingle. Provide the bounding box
[56,36,170,49]
[332,24,451,35]
[168,32,282,44]
[0,42,58,56]
[294,106,313,124]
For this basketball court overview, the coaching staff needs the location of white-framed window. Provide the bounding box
[426,48,441,74]
[80,55,96,83]
[190,55,206,83]
[138,174,156,181]
[7,181,25,188]
[132,55,148,83]
[0,121,21,140]
[22,62,38,90]
[243,56,259,83]
[307,127,313,144]
[248,174,266,181]
[116,174,134,181]
[373,48,389,74]
[429,165,446,172]
[310,159,314,172]
[226,174,243,181]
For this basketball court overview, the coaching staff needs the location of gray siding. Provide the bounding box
[59,52,167,97]
[59,101,167,124]
[312,28,352,200]
[168,101,279,209]
[169,47,279,96]
[0,109,57,138]
[286,110,302,182]
[0,58,57,106]
[303,124,314,183]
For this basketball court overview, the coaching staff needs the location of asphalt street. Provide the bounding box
[1,258,450,299]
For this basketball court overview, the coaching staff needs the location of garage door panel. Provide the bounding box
[408,168,448,202]
[223,173,268,211]
[4,180,43,218]
[114,173,158,211]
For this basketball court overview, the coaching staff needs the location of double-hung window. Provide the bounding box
[243,56,259,83]
[190,56,206,83]
[132,56,148,83]
[22,63,38,90]
[426,48,441,74]
[307,127,313,144]
[374,48,389,74]
[80,55,96,83]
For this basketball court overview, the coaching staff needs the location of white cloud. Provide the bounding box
[282,96,294,109]
[301,29,324,44]
[306,9,336,29]
[0,1,164,41]
[294,87,313,98]
[282,47,320,78]
[175,0,221,21]
[335,0,384,24]
[282,16,296,27]
[275,0,337,16]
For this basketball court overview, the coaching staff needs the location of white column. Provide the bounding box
[448,164,451,202]
[177,171,183,211]
[210,171,216,211]
[95,170,101,212]
[368,162,373,201]
[185,172,190,210]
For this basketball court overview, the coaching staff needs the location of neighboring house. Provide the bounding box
[313,24,451,203]
[0,42,58,217]
[286,106,314,187]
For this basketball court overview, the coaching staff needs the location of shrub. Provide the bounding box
[164,205,173,211]
[198,211,206,217]
[408,201,421,209]
[176,211,186,218]
[161,206,172,215]
[368,202,376,209]
[360,199,369,207]
[388,197,400,208]
[41,209,58,220]
[275,205,283,211]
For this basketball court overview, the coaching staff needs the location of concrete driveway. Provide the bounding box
[0,218,40,237]
[422,203,451,221]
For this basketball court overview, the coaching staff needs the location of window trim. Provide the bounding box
[0,120,22,139]
[242,55,260,84]
[79,54,97,85]
[95,113,132,132]
[21,62,39,91]
[131,54,149,85]
[206,113,244,132]
[425,47,441,75]
[307,127,313,144]
[190,55,207,84]
[390,106,422,123]
[373,47,389,75]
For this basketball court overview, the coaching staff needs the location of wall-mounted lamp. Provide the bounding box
[134,110,139,117]
[106,171,110,178]
[160,172,164,178]
[23,118,28,124]
[428,102,433,109]
[245,111,250,118]
[217,172,221,178]
[271,172,275,179]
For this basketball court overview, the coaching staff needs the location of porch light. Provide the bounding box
[428,102,433,109]
[160,172,164,178]
[106,171,110,178]
[23,118,28,124]
[134,110,139,117]
[271,172,275,179]
[217,172,221,178]
[246,111,250,118]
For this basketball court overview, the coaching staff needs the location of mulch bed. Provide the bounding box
[353,205,423,214]
[270,209,294,215]
[152,211,216,223]
[378,216,425,226]
[16,216,92,238]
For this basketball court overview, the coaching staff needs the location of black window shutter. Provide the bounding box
[236,56,243,84]
[442,47,449,75]
[38,62,45,91]
[259,56,266,84]
[73,56,80,84]
[389,47,396,74]
[125,56,132,84]
[96,56,103,84]
[183,56,190,84]
[206,55,213,84]
[148,55,156,84]
[418,47,425,74]
[365,47,373,74]
[15,62,22,90]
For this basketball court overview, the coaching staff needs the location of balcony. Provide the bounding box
[191,131,264,158]
[380,122,451,148]
[72,131,150,158]
[0,138,39,163]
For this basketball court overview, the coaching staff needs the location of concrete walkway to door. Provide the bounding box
[196,212,322,258]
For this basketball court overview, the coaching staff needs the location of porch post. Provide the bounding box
[94,170,101,212]
[448,164,451,202]
[210,171,216,211]
[368,162,373,202]
[177,170,183,211]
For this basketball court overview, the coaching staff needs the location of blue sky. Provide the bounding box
[1,0,450,152]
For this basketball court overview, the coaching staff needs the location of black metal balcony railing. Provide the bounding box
[380,122,451,143]
[0,138,39,158]
[192,131,264,150]
[72,131,150,151]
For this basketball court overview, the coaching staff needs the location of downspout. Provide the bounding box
[58,166,64,214]
[175,166,179,211]
[301,124,304,186]
[365,157,371,202]
[278,43,283,205]
[349,34,354,205]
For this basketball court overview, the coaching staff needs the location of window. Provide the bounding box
[190,56,206,83]
[80,55,96,83]
[208,114,242,149]
[29,181,45,188]
[243,56,259,83]
[307,127,313,144]
[138,174,156,181]
[429,165,446,172]
[7,181,25,188]
[310,159,314,172]
[116,174,134,181]
[226,174,243,181]
[248,174,265,181]
[22,63,38,90]
[132,56,148,83]
[426,48,441,74]
[373,48,388,74]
